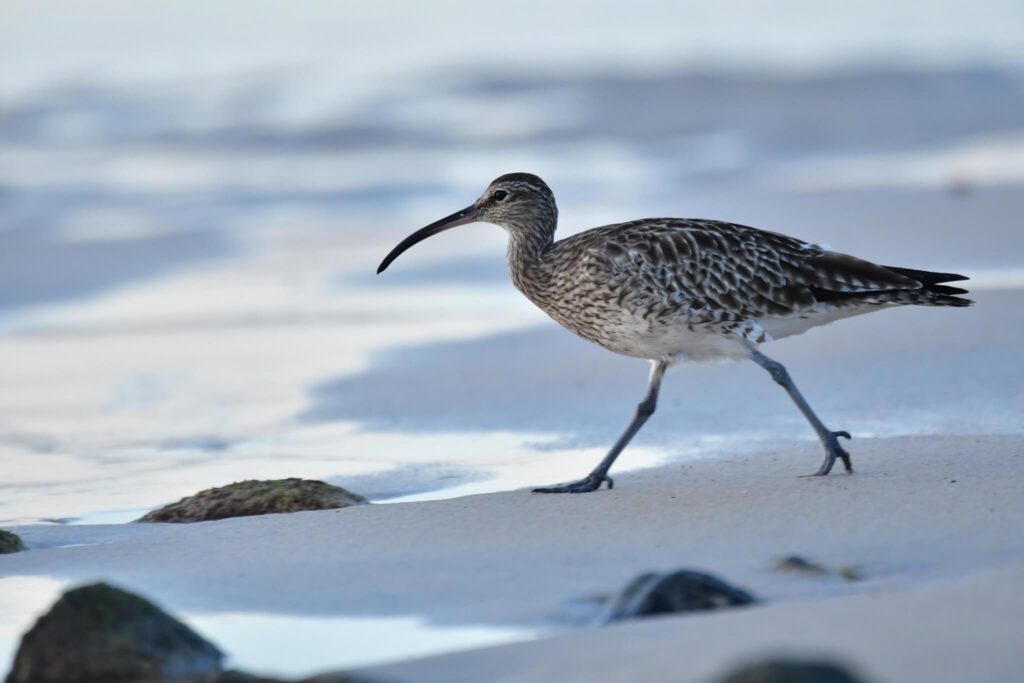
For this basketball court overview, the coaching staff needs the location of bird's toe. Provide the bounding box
[532,473,612,494]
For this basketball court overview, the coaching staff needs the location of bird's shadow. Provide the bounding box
[300,326,792,450]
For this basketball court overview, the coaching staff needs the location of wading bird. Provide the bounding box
[377,173,971,493]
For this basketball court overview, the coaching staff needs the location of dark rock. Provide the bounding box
[137,478,368,523]
[5,582,222,683]
[602,569,756,622]
[716,659,870,683]
[0,529,25,554]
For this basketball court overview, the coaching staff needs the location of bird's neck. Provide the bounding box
[506,224,555,299]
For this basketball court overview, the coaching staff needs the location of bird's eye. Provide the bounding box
[493,190,509,202]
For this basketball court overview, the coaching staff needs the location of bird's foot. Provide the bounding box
[532,472,613,494]
[806,430,853,476]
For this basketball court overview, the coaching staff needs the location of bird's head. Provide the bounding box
[377,172,557,274]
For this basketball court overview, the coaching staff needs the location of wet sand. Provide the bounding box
[362,562,1024,683]
[3,433,1022,679]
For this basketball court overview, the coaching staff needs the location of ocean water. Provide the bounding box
[1,1,1024,526]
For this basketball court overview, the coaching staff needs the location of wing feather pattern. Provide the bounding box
[565,219,971,324]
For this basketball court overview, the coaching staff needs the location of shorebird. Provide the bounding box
[377,173,971,493]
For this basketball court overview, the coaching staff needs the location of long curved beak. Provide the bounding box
[376,205,478,274]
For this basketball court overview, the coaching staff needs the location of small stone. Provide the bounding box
[716,659,869,683]
[774,555,828,575]
[138,478,368,523]
[602,569,756,622]
[214,672,287,683]
[838,566,863,582]
[0,529,25,554]
[774,556,863,581]
[209,669,376,682]
[5,582,222,683]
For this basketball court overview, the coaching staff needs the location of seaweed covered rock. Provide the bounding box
[716,659,869,683]
[0,529,25,554]
[602,569,756,622]
[5,582,222,683]
[138,478,368,523]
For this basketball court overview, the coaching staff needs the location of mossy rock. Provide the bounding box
[5,582,222,683]
[138,478,368,523]
[717,659,869,683]
[0,529,25,554]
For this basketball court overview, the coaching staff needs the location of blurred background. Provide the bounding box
[2,0,1024,525]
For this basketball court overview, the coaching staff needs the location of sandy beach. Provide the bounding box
[3,2,1024,679]
[3,433,1023,680]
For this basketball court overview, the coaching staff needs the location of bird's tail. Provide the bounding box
[882,266,973,307]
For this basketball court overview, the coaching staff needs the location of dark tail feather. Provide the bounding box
[883,265,969,285]
[812,265,973,307]
[882,265,973,306]
[928,293,973,307]
[928,284,970,296]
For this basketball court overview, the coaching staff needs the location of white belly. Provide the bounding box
[589,301,885,364]
[593,316,754,363]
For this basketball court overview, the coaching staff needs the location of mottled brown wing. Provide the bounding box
[577,219,921,321]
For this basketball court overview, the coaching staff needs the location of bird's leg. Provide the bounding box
[749,349,852,475]
[533,360,669,494]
